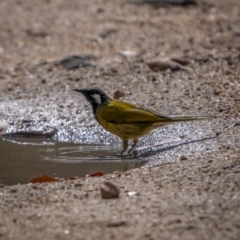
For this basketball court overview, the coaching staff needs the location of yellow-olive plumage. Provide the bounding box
[74,88,213,154]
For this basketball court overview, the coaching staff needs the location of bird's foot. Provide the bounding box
[128,146,137,154]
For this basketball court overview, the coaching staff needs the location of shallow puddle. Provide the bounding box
[0,138,146,185]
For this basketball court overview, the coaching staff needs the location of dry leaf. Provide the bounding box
[67,176,80,180]
[171,57,191,66]
[57,55,96,70]
[88,172,104,177]
[147,59,192,72]
[2,129,57,138]
[30,175,59,183]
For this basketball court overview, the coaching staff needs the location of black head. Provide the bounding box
[73,88,111,113]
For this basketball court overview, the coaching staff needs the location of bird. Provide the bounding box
[73,88,213,155]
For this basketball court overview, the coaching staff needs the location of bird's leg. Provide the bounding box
[128,139,138,154]
[121,140,128,155]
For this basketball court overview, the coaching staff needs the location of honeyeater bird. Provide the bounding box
[74,88,213,154]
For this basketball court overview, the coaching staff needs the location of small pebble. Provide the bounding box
[100,181,120,199]
[113,90,125,99]
[127,191,136,196]
[180,156,188,161]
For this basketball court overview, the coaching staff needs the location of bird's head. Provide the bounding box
[73,88,111,113]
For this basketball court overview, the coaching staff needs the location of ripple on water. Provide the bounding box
[0,138,146,185]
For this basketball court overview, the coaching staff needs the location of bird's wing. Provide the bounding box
[97,100,169,123]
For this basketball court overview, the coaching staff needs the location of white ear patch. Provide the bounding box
[91,94,102,105]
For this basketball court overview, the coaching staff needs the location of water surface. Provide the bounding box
[0,138,146,185]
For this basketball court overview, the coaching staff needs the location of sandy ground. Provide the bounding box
[0,0,240,239]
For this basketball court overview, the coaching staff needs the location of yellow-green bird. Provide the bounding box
[74,88,213,154]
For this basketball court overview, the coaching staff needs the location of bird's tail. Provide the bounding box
[169,115,215,122]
